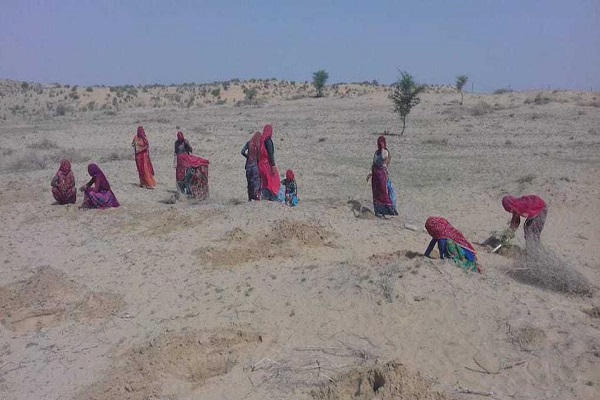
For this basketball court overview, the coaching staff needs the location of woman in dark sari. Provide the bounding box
[51,159,76,204]
[241,131,262,201]
[174,131,210,200]
[367,135,398,217]
[80,164,120,209]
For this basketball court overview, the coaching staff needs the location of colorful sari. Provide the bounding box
[82,164,120,209]
[371,135,398,216]
[425,217,479,272]
[502,195,547,246]
[258,125,280,201]
[51,159,76,204]
[176,153,210,200]
[243,132,262,201]
[132,126,156,188]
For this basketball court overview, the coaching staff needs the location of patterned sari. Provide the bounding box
[132,126,156,188]
[425,217,479,272]
[51,160,76,204]
[176,153,210,200]
[243,132,262,201]
[258,125,280,200]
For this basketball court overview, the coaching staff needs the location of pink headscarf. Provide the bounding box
[137,126,148,145]
[425,217,476,253]
[177,131,184,141]
[376,135,387,155]
[88,163,111,191]
[262,124,273,141]
[286,169,295,181]
[502,195,546,218]
[58,159,71,175]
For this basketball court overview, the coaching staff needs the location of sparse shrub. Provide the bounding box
[112,97,118,108]
[312,69,329,97]
[494,88,511,95]
[56,104,67,116]
[211,88,221,97]
[71,86,77,91]
[533,92,550,105]
[243,87,258,105]
[422,138,448,146]
[216,99,227,105]
[455,75,468,106]
[28,138,60,150]
[86,101,95,111]
[69,91,79,100]
[469,101,493,116]
[86,87,93,92]
[390,71,425,135]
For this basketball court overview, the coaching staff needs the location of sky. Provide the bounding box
[1,0,599,92]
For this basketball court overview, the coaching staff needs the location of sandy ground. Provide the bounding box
[0,86,599,400]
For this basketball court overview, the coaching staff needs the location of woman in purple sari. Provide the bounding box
[80,164,120,209]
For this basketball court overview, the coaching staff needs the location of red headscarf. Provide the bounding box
[502,195,546,218]
[286,169,295,181]
[137,126,148,145]
[58,159,71,175]
[425,217,476,253]
[376,135,387,155]
[88,163,111,191]
[177,131,184,141]
[262,124,273,141]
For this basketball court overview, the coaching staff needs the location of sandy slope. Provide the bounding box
[0,88,599,400]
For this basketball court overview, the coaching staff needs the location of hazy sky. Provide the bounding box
[1,0,598,92]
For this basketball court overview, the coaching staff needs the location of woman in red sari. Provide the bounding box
[502,195,547,247]
[131,126,156,189]
[51,159,76,204]
[80,164,120,209]
[258,124,280,201]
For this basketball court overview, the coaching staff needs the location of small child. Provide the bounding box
[280,169,299,206]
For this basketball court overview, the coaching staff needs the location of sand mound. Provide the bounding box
[0,267,122,333]
[195,220,332,266]
[507,246,591,295]
[311,361,449,400]
[79,329,261,400]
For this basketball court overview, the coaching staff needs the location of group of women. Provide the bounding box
[373,135,548,273]
[241,124,298,205]
[51,160,120,209]
[50,125,210,209]
[51,127,547,273]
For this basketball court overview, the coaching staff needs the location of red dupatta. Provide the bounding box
[502,195,546,219]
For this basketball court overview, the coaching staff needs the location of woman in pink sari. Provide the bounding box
[502,195,547,247]
[258,124,280,201]
[131,126,156,189]
[80,164,120,209]
[51,159,76,204]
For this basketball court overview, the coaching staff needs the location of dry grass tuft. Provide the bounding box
[507,246,591,295]
[469,101,493,116]
[27,138,60,150]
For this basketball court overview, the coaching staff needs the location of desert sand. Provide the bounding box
[0,80,599,399]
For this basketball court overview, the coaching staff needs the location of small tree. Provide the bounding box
[390,71,425,135]
[312,70,329,97]
[456,75,468,106]
[243,87,258,106]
